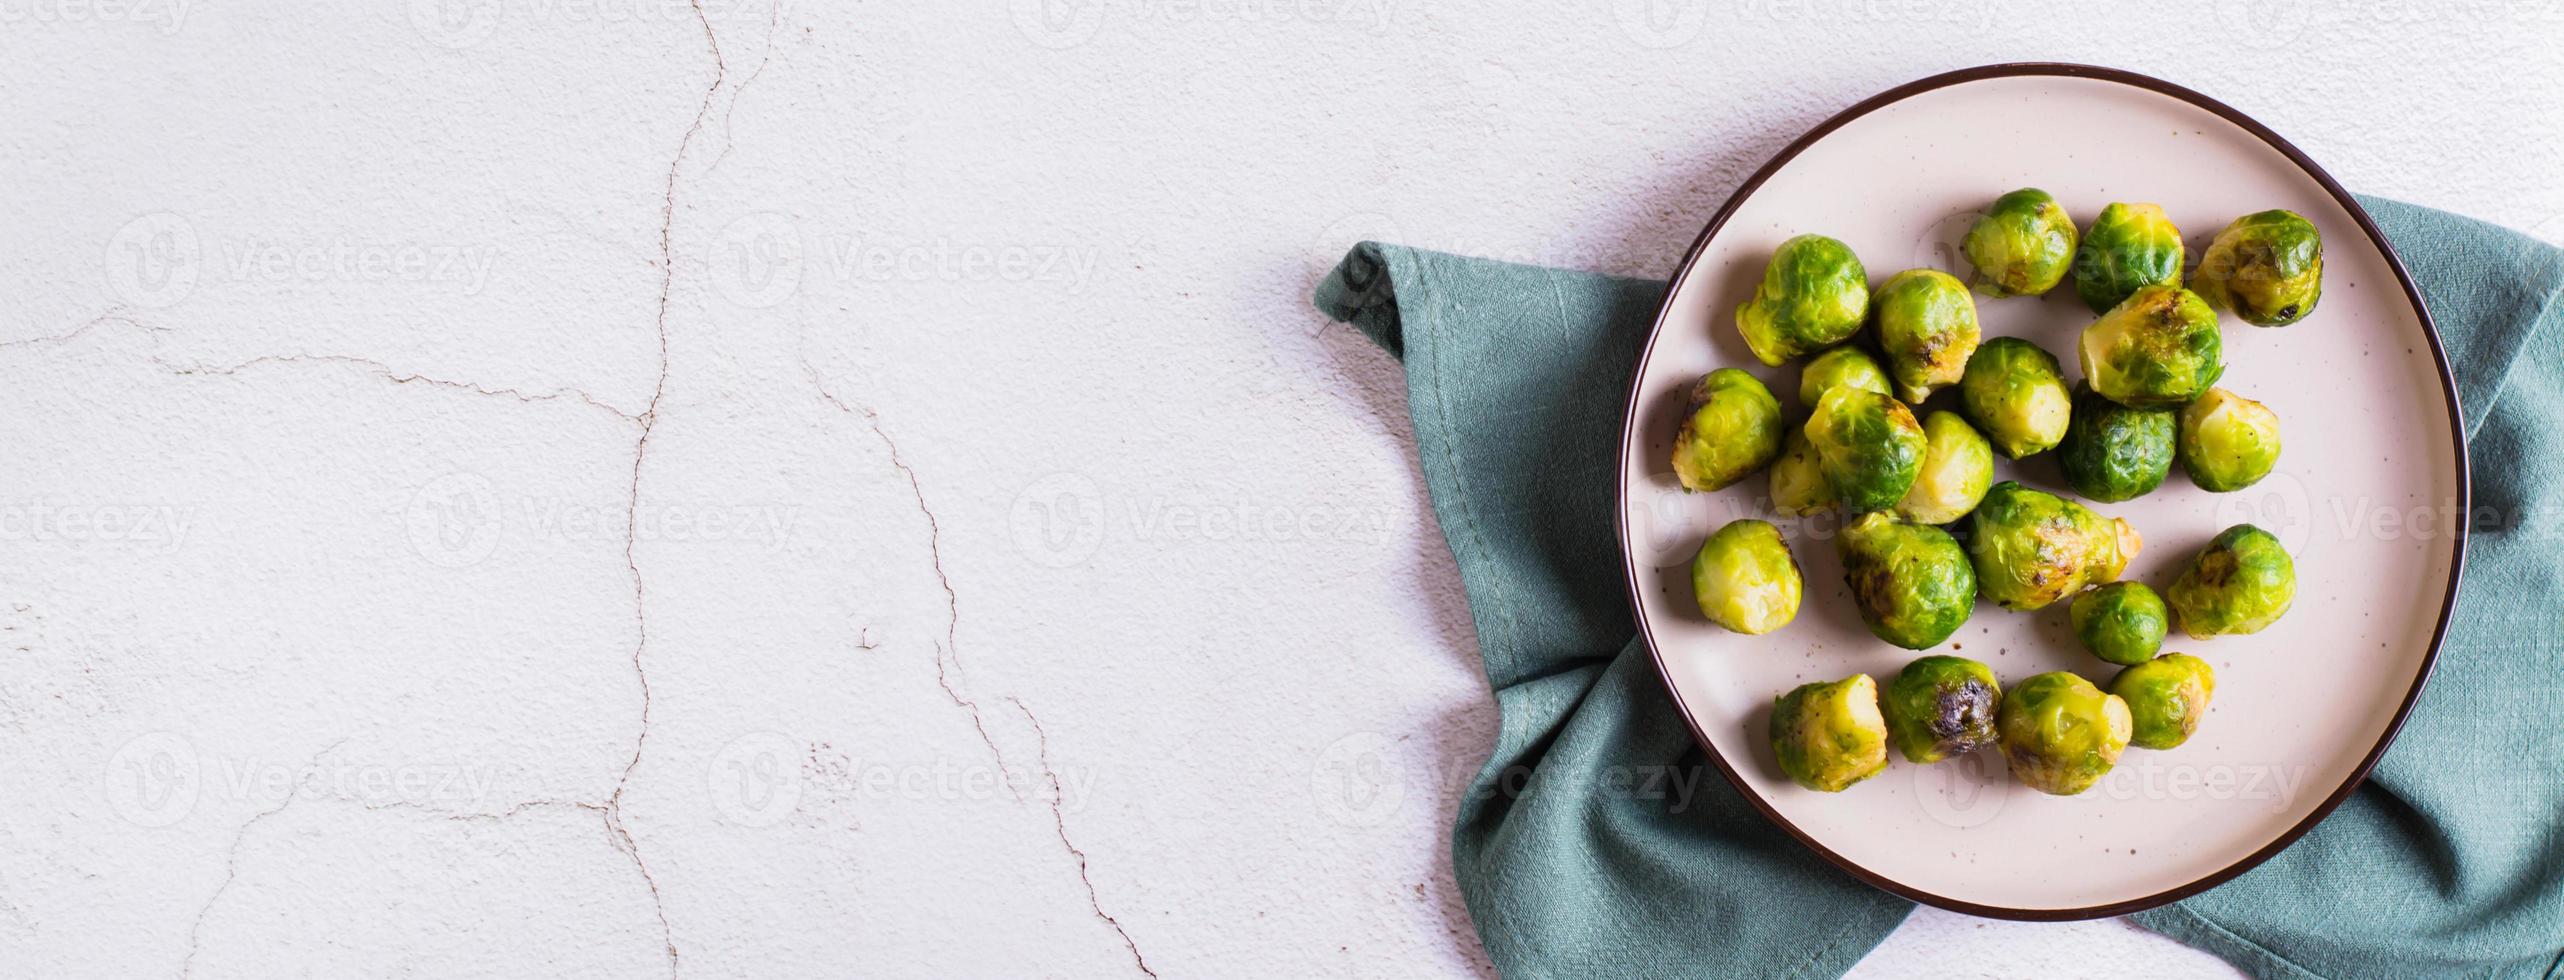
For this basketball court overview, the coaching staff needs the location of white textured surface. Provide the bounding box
[2,3,2557,977]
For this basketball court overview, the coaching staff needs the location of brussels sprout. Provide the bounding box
[1770,674,1889,792]
[1881,655,2001,764]
[2059,384,2175,502]
[2179,387,2283,492]
[1966,482,2139,610]
[1872,269,1981,402]
[2071,582,2169,666]
[1671,369,1784,492]
[1736,234,1870,366]
[2166,524,2296,637]
[2073,203,2185,314]
[1997,672,2132,795]
[1894,411,1994,525]
[1963,188,2078,297]
[1798,346,1892,407]
[1767,430,1836,516]
[1959,337,2071,459]
[1837,512,1976,649]
[1803,386,1925,512]
[2079,284,2224,409]
[2193,210,2324,326]
[2111,653,2216,750]
[1691,519,1803,635]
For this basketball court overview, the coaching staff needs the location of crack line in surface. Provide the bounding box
[707,0,779,174]
[156,352,643,421]
[0,310,167,352]
[179,737,350,978]
[1010,695,1160,978]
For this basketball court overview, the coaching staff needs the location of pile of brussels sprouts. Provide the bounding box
[1675,188,2318,796]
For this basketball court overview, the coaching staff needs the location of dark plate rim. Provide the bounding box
[1611,61,2469,921]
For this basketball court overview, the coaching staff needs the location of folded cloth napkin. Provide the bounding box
[1314,196,2564,979]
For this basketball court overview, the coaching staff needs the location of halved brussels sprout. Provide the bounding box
[1894,411,1994,525]
[1837,512,1976,650]
[2112,653,2216,750]
[1804,386,1925,513]
[1998,672,2132,795]
[2071,581,2169,666]
[1959,337,2071,459]
[1736,234,1870,365]
[1691,519,1803,635]
[2059,384,2175,502]
[2073,202,2185,314]
[2179,387,2282,492]
[2193,210,2324,326]
[1882,655,2001,764]
[1963,188,2078,297]
[2079,284,2224,409]
[1767,429,1836,516]
[1770,674,1889,792]
[2166,524,2295,637]
[1671,368,1784,492]
[1872,269,1981,402]
[1798,346,1891,407]
[1966,482,2139,611]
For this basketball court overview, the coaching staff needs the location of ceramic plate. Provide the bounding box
[1615,64,2465,919]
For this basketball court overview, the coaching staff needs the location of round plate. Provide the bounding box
[1615,64,2465,919]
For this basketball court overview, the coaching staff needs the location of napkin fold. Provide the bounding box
[1315,196,2564,979]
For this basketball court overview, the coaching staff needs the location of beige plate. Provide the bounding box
[1615,64,2465,919]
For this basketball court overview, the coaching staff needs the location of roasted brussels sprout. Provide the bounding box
[2178,387,2282,492]
[2070,582,2169,666]
[1881,655,2001,764]
[1736,234,1870,365]
[1691,519,1803,635]
[1894,411,1994,525]
[2059,384,2175,502]
[1798,346,1892,407]
[1837,512,1976,650]
[1872,268,1980,402]
[1963,188,2078,297]
[1671,368,1784,492]
[2193,210,2324,326]
[1804,386,1926,513]
[1997,672,2132,795]
[2111,653,2216,750]
[1770,674,1889,792]
[1767,429,1836,516]
[2073,203,2185,314]
[1966,482,2139,611]
[2079,284,2224,409]
[2166,524,2296,637]
[1959,337,2071,459]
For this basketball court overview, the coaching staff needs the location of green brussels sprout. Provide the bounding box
[2079,284,2224,409]
[2070,582,2169,666]
[1798,346,1892,407]
[2111,653,2216,750]
[1671,368,1784,491]
[1997,672,2132,795]
[1836,512,1976,650]
[1735,234,1870,366]
[1803,386,1925,512]
[1958,337,2071,459]
[1770,674,1889,792]
[2059,384,2175,502]
[2166,524,2296,637]
[2192,210,2324,326]
[1691,519,1803,635]
[1894,411,1994,525]
[1966,482,2141,611]
[1963,188,2078,297]
[1767,429,1836,516]
[1872,269,1981,402]
[2179,387,2283,492]
[1881,655,2001,764]
[2073,202,2185,314]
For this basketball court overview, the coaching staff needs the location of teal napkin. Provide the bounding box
[1314,196,2564,979]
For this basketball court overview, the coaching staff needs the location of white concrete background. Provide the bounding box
[2,1,2557,977]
